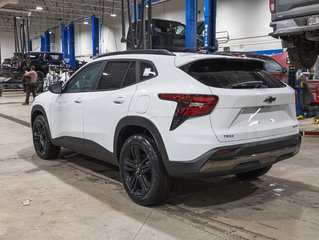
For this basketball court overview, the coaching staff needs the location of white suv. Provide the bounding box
[31,50,301,205]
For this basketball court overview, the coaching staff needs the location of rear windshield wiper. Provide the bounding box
[228,81,264,89]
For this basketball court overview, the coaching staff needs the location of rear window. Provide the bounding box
[181,59,286,89]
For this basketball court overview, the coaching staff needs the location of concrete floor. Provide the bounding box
[1,91,319,240]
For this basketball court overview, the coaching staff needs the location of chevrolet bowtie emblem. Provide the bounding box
[264,96,276,104]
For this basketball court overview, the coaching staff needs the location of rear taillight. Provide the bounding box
[269,0,275,13]
[158,94,219,130]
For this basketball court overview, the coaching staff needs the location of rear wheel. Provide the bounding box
[119,134,174,206]
[32,115,60,159]
[288,39,318,69]
[236,165,272,180]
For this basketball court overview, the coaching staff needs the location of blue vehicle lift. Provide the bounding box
[61,24,68,60]
[185,0,217,52]
[40,36,45,51]
[43,30,50,52]
[38,15,99,70]
[68,23,76,70]
[185,0,197,50]
[67,15,100,70]
[203,0,217,52]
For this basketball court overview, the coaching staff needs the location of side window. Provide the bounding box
[98,61,133,90]
[264,59,283,73]
[139,61,157,82]
[123,62,137,88]
[65,62,103,93]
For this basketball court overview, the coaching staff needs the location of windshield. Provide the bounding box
[45,54,62,61]
[29,54,40,59]
[153,20,186,35]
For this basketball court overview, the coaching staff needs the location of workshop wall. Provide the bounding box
[150,0,281,52]
[0,32,15,60]
[0,0,283,61]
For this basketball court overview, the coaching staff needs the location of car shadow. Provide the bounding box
[18,147,319,225]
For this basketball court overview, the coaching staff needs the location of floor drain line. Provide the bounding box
[0,113,30,127]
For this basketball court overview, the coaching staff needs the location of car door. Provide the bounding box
[83,60,137,163]
[49,62,104,149]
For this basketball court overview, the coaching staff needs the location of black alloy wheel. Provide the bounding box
[122,145,153,196]
[32,115,60,159]
[33,118,47,155]
[120,134,174,206]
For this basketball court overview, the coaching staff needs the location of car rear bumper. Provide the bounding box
[270,14,319,37]
[165,134,301,178]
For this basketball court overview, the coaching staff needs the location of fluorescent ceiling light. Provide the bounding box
[83,21,89,25]
[49,31,52,34]
[110,0,116,17]
[36,6,43,11]
[28,12,32,16]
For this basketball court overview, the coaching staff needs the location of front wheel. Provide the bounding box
[236,165,272,180]
[119,134,174,206]
[32,115,60,159]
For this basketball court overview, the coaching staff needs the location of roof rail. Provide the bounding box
[97,49,176,58]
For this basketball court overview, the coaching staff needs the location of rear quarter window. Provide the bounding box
[181,59,286,89]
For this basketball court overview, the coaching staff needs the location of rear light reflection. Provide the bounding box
[269,0,275,13]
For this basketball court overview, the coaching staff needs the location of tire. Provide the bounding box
[32,115,60,159]
[288,39,318,69]
[119,134,174,206]
[236,165,272,180]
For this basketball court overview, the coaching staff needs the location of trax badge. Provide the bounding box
[264,96,276,104]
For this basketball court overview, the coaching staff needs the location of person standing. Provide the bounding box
[22,66,38,105]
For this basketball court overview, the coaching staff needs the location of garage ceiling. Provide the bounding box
[0,0,123,36]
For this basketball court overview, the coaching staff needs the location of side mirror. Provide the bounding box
[49,82,62,94]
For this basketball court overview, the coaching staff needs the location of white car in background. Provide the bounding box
[31,50,301,206]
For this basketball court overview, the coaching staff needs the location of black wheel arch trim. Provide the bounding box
[114,116,171,174]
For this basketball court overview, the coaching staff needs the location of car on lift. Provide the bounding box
[238,53,288,83]
[8,52,64,93]
[270,0,319,68]
[1,58,12,70]
[0,58,13,77]
[269,51,319,104]
[127,19,204,52]
[26,52,64,76]
[31,50,300,206]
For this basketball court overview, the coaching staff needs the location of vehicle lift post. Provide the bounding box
[40,36,45,51]
[288,68,304,118]
[67,23,76,70]
[66,15,100,70]
[186,0,197,51]
[61,24,68,60]
[44,30,50,52]
[204,0,217,52]
[91,15,100,57]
